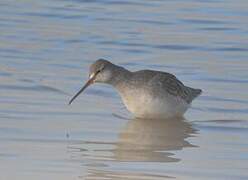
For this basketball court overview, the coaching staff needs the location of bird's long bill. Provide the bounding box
[69,76,95,105]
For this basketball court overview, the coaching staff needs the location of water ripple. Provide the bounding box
[19,12,88,19]
[205,107,248,114]
[196,77,248,84]
[0,84,69,95]
[200,96,248,105]
[180,18,229,25]
[213,47,248,52]
[96,17,172,26]
[199,27,239,31]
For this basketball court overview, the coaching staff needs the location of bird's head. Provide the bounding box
[69,59,114,105]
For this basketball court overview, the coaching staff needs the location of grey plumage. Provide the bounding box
[70,59,202,118]
[91,59,201,103]
[121,70,201,104]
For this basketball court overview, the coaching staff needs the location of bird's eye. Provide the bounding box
[96,67,104,74]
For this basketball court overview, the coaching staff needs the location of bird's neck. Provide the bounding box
[108,66,132,88]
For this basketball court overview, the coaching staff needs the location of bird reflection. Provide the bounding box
[81,117,197,179]
[112,117,196,162]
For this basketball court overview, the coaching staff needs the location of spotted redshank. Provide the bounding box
[69,59,202,119]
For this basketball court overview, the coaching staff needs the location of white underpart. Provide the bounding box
[119,89,189,119]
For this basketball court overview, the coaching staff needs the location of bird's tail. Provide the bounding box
[187,87,202,100]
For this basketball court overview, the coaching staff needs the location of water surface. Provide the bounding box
[0,0,248,179]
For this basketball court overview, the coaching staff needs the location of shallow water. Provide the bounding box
[0,0,248,179]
